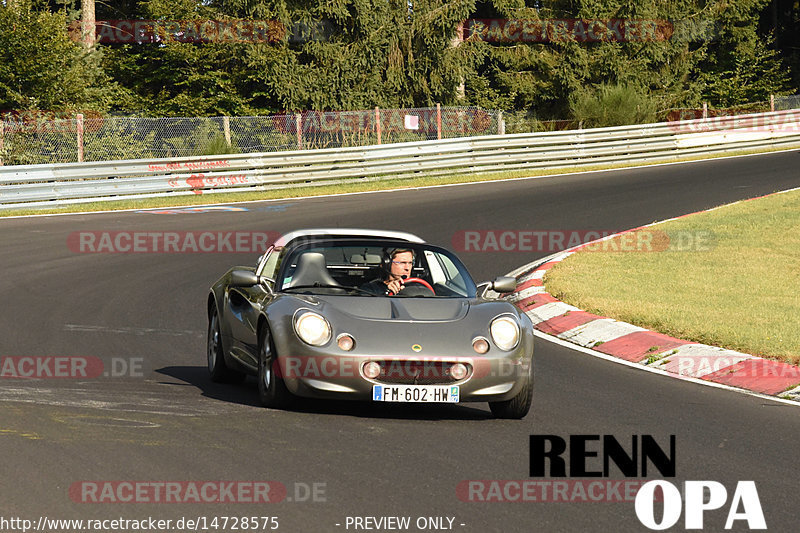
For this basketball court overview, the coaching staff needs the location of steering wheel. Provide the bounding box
[390,277,435,296]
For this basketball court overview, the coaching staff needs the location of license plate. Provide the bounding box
[372,385,459,403]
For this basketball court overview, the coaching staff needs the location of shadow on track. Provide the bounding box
[156,365,495,421]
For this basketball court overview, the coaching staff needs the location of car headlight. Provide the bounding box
[490,316,520,351]
[294,311,332,346]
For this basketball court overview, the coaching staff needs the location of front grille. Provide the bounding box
[371,360,470,385]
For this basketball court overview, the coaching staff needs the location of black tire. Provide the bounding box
[207,304,245,383]
[489,361,533,419]
[257,324,292,408]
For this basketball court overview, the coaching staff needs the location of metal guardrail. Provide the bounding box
[1,109,799,211]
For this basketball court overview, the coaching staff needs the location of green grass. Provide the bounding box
[2,144,798,218]
[545,188,800,365]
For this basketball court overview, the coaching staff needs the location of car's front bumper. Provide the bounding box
[277,351,532,403]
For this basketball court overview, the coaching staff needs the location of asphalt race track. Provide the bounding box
[1,151,799,532]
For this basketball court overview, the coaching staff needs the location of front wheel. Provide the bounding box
[489,362,533,419]
[258,325,292,408]
[207,304,245,383]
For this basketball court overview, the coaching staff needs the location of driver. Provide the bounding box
[360,248,415,295]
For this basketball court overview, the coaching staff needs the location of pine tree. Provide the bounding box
[0,0,114,113]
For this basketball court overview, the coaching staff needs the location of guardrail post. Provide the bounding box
[702,102,708,120]
[498,111,505,135]
[375,106,382,145]
[770,94,775,112]
[76,113,85,163]
[436,103,442,140]
[0,120,4,166]
[296,113,302,150]
[223,116,231,148]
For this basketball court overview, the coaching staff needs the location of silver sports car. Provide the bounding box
[207,229,534,418]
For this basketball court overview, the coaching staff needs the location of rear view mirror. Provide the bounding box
[230,269,259,287]
[491,276,517,293]
[477,276,517,295]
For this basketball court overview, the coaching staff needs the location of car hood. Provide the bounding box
[265,293,533,359]
[309,295,470,323]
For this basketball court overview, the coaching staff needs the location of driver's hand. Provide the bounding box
[386,279,403,294]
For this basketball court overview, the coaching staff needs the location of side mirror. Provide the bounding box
[230,269,259,287]
[490,276,517,293]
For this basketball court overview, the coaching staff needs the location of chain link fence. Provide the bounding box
[0,106,501,166]
[775,94,800,111]
[501,95,800,134]
[663,95,800,122]
[2,98,798,166]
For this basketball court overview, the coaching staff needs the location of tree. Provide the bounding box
[695,0,791,107]
[9,0,788,120]
[97,0,481,114]
[762,0,800,89]
[465,1,713,121]
[570,82,658,127]
[0,0,115,112]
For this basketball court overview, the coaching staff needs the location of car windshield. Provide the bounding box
[276,240,477,298]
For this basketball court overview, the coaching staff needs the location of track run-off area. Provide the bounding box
[1,150,799,532]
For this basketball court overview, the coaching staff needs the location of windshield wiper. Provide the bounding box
[281,284,378,296]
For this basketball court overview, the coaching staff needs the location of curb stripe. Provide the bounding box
[510,286,546,301]
[525,261,561,277]
[537,312,604,336]
[514,278,543,292]
[646,345,753,379]
[525,302,581,324]
[557,319,648,348]
[516,293,559,311]
[594,331,689,363]
[702,359,800,395]
[505,187,800,403]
